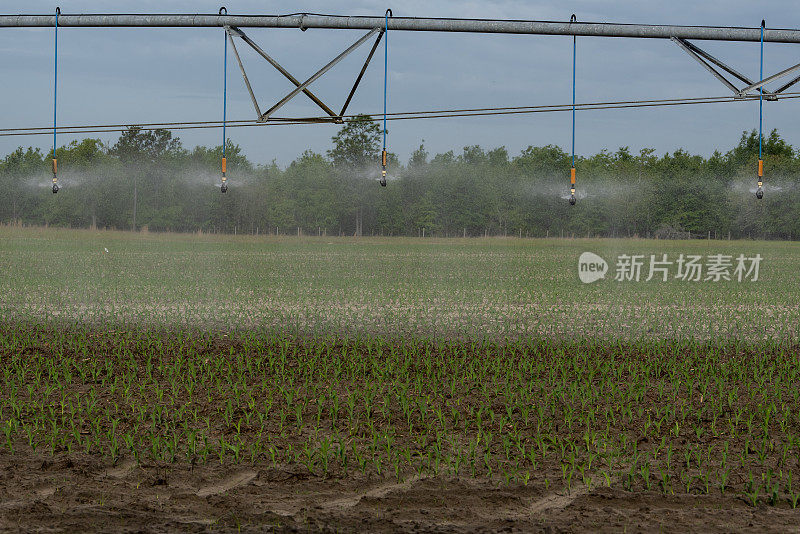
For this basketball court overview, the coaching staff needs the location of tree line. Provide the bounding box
[1,115,798,239]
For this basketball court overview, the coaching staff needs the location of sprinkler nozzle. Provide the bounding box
[51,159,58,194]
[569,168,576,204]
[380,150,388,187]
[220,157,228,193]
[380,148,387,187]
[756,160,764,198]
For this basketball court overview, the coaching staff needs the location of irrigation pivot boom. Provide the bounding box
[6,12,800,121]
[5,13,800,108]
[0,14,797,41]
[3,11,797,200]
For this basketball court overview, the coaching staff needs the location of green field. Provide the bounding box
[1,226,798,340]
[2,227,800,530]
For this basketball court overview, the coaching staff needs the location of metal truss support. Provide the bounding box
[225,25,382,123]
[225,27,262,117]
[774,73,800,94]
[340,30,383,117]
[738,61,800,96]
[227,26,337,119]
[673,36,800,100]
[671,37,778,100]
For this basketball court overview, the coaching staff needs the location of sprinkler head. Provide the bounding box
[220,183,228,194]
[756,181,763,199]
[380,167,387,187]
[52,183,59,194]
[569,194,576,206]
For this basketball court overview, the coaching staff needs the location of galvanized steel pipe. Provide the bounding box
[1,14,799,43]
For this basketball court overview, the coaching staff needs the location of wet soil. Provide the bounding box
[2,326,800,532]
[2,452,799,532]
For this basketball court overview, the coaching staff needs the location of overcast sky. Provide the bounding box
[2,1,799,166]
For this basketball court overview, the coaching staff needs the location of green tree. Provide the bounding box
[408,141,428,168]
[0,147,44,223]
[110,127,183,230]
[327,114,381,168]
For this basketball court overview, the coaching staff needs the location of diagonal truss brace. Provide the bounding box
[738,61,800,96]
[671,37,778,100]
[774,73,800,94]
[340,30,383,117]
[225,25,383,123]
[226,27,262,117]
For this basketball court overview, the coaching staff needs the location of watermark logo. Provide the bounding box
[579,252,762,283]
[578,252,609,284]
